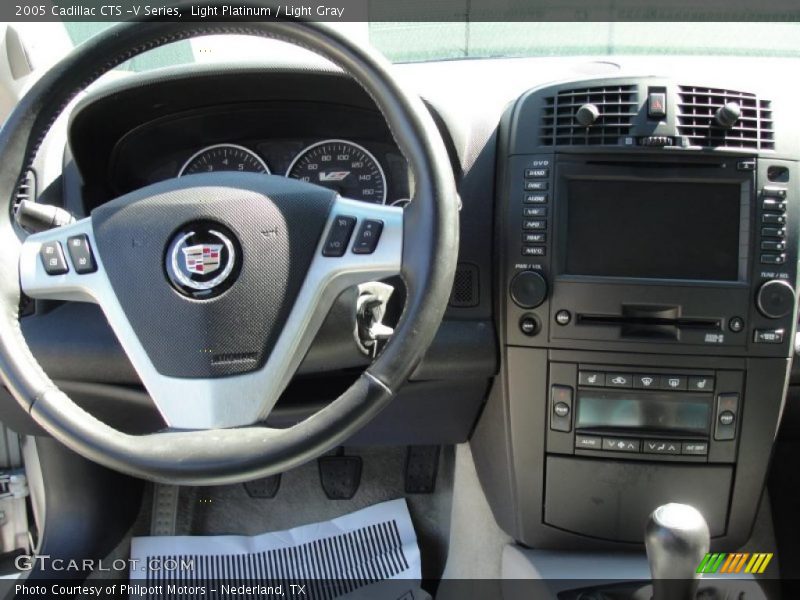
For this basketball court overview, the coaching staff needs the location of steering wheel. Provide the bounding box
[0,19,459,484]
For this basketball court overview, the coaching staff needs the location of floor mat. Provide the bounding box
[129,498,427,599]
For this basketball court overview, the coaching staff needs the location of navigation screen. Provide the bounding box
[564,179,742,281]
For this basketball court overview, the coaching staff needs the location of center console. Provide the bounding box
[482,76,799,550]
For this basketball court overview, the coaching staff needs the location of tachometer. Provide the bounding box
[178,144,270,176]
[286,139,387,204]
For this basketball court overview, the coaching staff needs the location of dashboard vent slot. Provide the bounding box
[677,86,774,150]
[541,84,638,146]
[14,169,36,209]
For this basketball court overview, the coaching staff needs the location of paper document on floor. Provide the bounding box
[129,497,428,600]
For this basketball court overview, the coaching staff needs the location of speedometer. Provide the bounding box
[286,140,387,204]
[179,144,270,177]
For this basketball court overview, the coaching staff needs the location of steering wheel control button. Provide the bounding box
[519,314,540,336]
[510,271,547,308]
[605,373,632,388]
[165,223,240,299]
[351,219,384,255]
[66,235,97,274]
[39,241,68,275]
[728,317,745,333]
[322,215,357,257]
[756,280,795,318]
[714,393,739,441]
[555,310,571,326]
[550,385,573,432]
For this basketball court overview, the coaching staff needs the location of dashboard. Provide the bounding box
[10,54,800,557]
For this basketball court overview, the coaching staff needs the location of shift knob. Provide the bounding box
[644,503,710,600]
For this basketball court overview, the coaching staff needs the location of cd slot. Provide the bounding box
[576,314,722,340]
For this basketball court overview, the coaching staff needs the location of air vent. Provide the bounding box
[677,86,774,150]
[541,85,638,146]
[14,169,36,209]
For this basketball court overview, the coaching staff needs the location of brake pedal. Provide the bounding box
[244,474,281,499]
[318,454,362,500]
[405,446,440,494]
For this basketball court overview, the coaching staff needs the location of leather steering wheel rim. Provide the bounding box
[0,18,459,484]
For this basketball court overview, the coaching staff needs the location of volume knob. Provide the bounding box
[756,280,795,319]
[510,271,548,308]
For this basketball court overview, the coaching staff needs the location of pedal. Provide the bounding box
[244,474,281,499]
[318,454,362,500]
[405,446,440,494]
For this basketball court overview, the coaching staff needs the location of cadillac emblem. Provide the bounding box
[165,224,240,298]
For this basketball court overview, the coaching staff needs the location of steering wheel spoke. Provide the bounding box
[19,197,403,430]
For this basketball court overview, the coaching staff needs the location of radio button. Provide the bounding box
[688,376,715,392]
[762,198,786,212]
[643,439,681,455]
[575,435,602,450]
[761,240,785,252]
[578,371,604,387]
[523,219,547,230]
[602,437,640,453]
[761,227,785,238]
[510,271,548,308]
[762,186,787,199]
[524,193,548,204]
[605,373,632,388]
[523,206,547,217]
[762,213,786,225]
[525,168,549,179]
[681,441,709,456]
[754,329,784,344]
[660,375,687,390]
[523,232,546,244]
[633,374,659,389]
[524,181,548,191]
[760,253,786,265]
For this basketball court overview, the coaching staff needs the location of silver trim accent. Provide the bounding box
[19,197,403,429]
[285,139,388,205]
[177,143,271,177]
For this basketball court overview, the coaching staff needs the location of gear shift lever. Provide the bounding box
[644,503,710,600]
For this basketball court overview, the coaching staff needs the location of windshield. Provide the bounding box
[58,22,800,67]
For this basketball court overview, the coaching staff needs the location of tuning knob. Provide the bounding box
[715,102,741,128]
[576,103,600,126]
[757,280,795,319]
[510,271,548,308]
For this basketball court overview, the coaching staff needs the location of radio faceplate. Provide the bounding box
[502,153,799,358]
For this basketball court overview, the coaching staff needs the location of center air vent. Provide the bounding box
[677,86,774,150]
[541,84,638,146]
